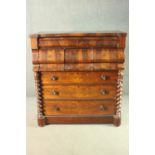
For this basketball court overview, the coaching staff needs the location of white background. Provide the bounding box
[0,0,155,155]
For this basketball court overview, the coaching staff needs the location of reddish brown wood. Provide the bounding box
[30,32,126,127]
[64,48,124,63]
[113,115,121,127]
[45,115,114,124]
[31,37,38,49]
[43,100,115,115]
[30,32,126,37]
[33,63,124,71]
[41,71,118,85]
[38,37,124,48]
[38,117,46,127]
[32,48,64,64]
[42,85,117,100]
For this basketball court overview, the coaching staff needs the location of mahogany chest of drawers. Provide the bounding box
[30,32,126,127]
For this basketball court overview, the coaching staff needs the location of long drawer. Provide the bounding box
[43,100,115,115]
[41,71,118,85]
[42,85,116,100]
[32,48,124,64]
[65,48,124,63]
[38,37,122,48]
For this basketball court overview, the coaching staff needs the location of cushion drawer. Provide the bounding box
[65,48,124,63]
[43,100,115,115]
[32,48,124,64]
[32,48,64,64]
[42,85,116,100]
[38,37,122,48]
[41,71,118,85]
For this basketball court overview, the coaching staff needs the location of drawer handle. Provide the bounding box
[99,105,107,110]
[101,90,108,95]
[101,75,107,80]
[53,106,60,111]
[51,76,58,81]
[51,90,59,95]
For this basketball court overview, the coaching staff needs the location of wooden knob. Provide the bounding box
[51,76,58,81]
[99,105,107,110]
[51,90,59,95]
[101,75,107,80]
[101,90,108,95]
[53,106,60,111]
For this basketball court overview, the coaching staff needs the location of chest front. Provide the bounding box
[30,32,126,127]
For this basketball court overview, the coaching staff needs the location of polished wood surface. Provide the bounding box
[31,48,124,64]
[42,84,116,100]
[44,100,115,115]
[30,32,126,127]
[30,32,126,37]
[65,48,124,63]
[38,37,123,48]
[41,71,118,85]
[32,48,64,64]
[33,63,124,71]
[45,115,114,124]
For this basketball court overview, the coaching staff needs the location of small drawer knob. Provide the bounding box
[53,106,60,111]
[101,90,108,95]
[51,90,59,95]
[51,75,58,81]
[99,105,107,110]
[101,75,107,80]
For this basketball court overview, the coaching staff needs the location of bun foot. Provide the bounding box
[113,115,121,127]
[38,117,46,127]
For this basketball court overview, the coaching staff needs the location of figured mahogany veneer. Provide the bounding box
[43,100,115,115]
[42,84,117,100]
[30,32,126,127]
[41,71,118,84]
[32,48,124,64]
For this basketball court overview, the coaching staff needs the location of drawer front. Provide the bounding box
[41,71,118,85]
[65,48,124,63]
[42,85,116,100]
[93,48,124,63]
[65,48,93,63]
[39,37,121,48]
[43,100,115,115]
[32,48,64,64]
[32,48,124,64]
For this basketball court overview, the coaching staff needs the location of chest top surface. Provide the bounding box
[30,31,127,38]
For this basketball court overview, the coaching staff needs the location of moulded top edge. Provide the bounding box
[30,31,127,38]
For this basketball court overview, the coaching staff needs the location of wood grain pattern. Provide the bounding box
[38,37,122,48]
[93,48,124,63]
[31,37,38,49]
[42,85,117,100]
[64,48,93,63]
[65,48,124,63]
[45,115,114,124]
[43,100,115,115]
[32,48,64,64]
[30,32,126,126]
[33,63,124,71]
[32,48,124,64]
[30,32,127,37]
[41,71,118,85]
[65,63,124,71]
